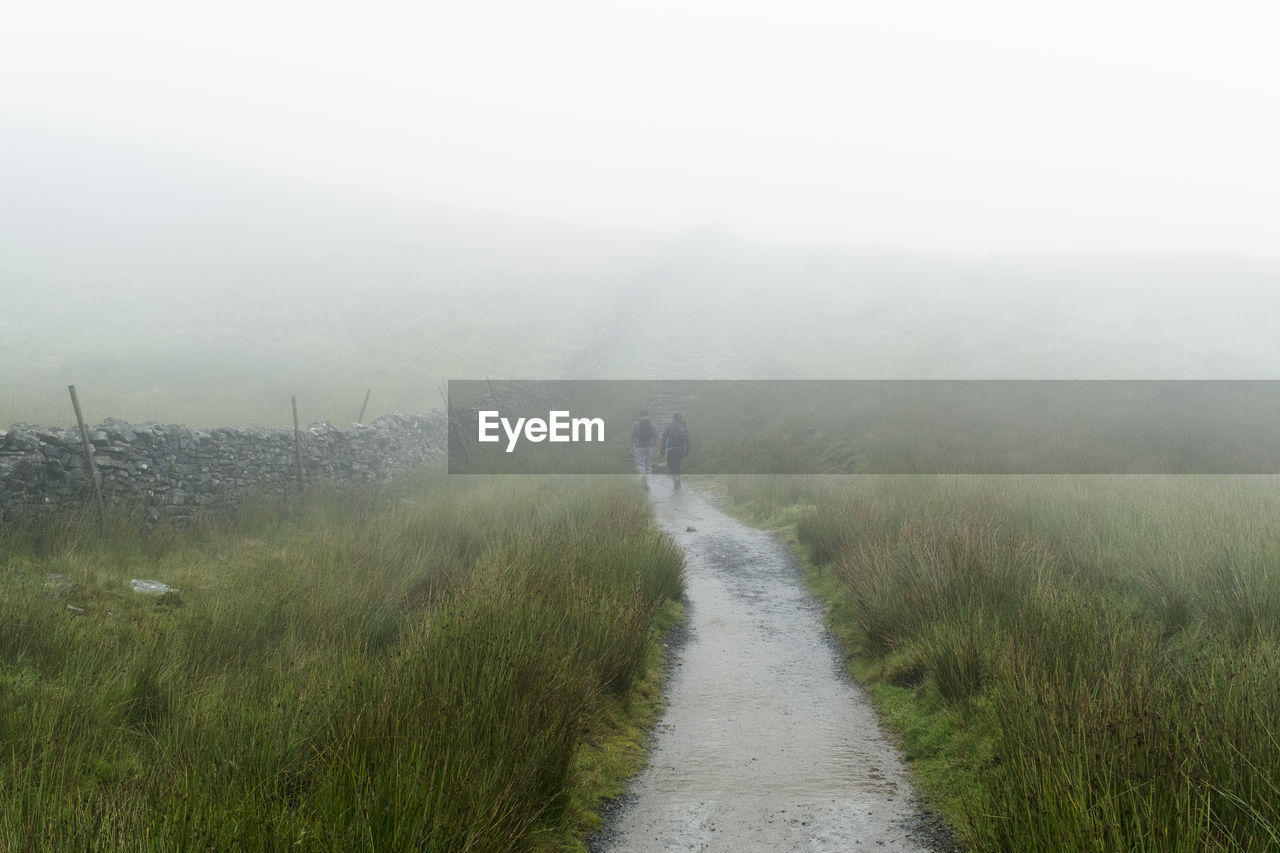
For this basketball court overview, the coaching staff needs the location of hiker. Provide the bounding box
[660,412,692,490]
[631,409,658,490]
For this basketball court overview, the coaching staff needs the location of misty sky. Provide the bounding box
[3,1,1278,255]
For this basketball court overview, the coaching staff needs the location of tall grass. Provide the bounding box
[0,475,683,851]
[725,474,1280,851]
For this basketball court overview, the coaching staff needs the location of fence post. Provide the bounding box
[440,381,471,467]
[291,396,304,490]
[358,388,371,424]
[67,384,105,528]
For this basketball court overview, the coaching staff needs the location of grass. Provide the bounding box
[0,474,684,851]
[566,597,683,837]
[721,474,1280,852]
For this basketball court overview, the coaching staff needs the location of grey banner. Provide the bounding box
[446,380,1280,474]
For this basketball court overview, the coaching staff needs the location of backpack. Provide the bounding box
[632,418,656,445]
[666,423,689,453]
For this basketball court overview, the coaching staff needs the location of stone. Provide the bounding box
[130,579,178,594]
[1,411,445,523]
[97,418,137,443]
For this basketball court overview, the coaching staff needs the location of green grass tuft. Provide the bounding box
[722,474,1280,852]
[0,474,684,851]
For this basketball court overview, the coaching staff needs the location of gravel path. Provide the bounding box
[589,482,954,852]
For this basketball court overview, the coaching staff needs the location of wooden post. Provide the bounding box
[68,384,105,527]
[357,388,371,424]
[291,396,304,490]
[439,381,471,467]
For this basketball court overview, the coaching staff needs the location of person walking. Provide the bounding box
[660,412,691,490]
[631,409,658,491]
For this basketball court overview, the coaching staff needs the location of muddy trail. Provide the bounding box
[589,482,952,852]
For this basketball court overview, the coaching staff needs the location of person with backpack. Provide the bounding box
[631,409,658,491]
[660,412,691,491]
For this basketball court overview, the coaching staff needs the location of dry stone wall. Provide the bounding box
[0,412,446,523]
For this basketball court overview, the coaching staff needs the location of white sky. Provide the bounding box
[3,0,1278,254]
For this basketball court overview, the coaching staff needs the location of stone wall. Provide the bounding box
[0,412,446,523]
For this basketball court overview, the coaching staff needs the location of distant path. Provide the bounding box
[590,483,947,852]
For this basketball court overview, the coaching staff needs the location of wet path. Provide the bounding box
[592,483,939,852]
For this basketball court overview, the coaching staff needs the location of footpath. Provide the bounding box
[591,480,945,851]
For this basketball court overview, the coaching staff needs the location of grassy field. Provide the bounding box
[9,214,1280,852]
[592,254,1280,846]
[0,475,683,851]
[721,474,1280,851]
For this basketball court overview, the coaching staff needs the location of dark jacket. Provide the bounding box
[631,417,657,448]
[661,420,691,455]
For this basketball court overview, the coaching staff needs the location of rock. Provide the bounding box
[96,418,137,443]
[130,579,178,595]
[2,411,445,523]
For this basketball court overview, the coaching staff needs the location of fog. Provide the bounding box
[3,2,1279,426]
[6,1,1278,254]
